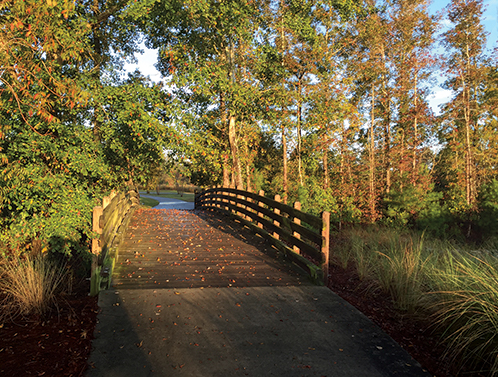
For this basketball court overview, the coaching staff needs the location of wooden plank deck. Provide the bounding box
[112,208,309,289]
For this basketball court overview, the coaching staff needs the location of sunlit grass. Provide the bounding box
[334,227,498,374]
[140,197,160,208]
[0,255,69,321]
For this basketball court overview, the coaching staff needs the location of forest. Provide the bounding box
[1,0,497,252]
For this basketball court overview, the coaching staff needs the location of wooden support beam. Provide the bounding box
[293,201,301,255]
[321,211,330,285]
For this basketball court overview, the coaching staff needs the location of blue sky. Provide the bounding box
[124,0,498,115]
[428,0,497,113]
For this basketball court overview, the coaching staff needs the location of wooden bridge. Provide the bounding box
[112,187,330,290]
[91,187,331,293]
[112,208,309,289]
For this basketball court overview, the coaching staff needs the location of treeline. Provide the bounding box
[141,0,498,241]
[1,0,497,256]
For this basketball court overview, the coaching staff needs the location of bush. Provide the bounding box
[477,179,498,238]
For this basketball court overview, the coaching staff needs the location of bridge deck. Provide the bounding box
[112,208,308,289]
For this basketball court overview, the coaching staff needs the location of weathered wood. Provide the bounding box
[321,211,330,285]
[213,187,322,230]
[200,193,322,246]
[203,200,324,262]
[90,189,139,295]
[273,195,281,240]
[293,202,301,255]
[113,209,309,289]
[257,190,264,229]
[196,187,329,285]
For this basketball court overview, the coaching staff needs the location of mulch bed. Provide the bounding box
[0,282,98,377]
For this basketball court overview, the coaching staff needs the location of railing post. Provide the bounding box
[293,201,301,255]
[90,205,103,296]
[257,190,265,229]
[92,206,103,255]
[273,194,281,240]
[321,211,330,285]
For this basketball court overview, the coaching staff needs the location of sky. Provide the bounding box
[124,0,498,115]
[428,0,498,113]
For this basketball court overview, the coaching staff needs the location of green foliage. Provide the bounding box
[96,72,172,186]
[477,179,498,237]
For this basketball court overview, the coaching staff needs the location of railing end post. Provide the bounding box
[321,211,330,285]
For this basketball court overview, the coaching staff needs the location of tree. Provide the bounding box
[142,0,265,189]
[440,0,489,208]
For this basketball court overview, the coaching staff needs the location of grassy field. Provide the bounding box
[139,197,160,208]
[139,191,195,202]
[333,227,498,375]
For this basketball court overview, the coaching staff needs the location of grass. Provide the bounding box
[139,190,195,202]
[0,255,69,321]
[333,227,498,375]
[140,197,160,208]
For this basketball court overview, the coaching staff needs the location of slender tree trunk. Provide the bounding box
[226,42,244,189]
[228,115,244,189]
[369,85,376,220]
[412,74,418,186]
[323,140,329,190]
[297,79,304,187]
[220,92,230,187]
[282,125,288,204]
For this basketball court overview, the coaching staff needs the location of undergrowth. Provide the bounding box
[333,227,498,376]
[0,254,70,321]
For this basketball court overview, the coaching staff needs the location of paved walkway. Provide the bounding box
[86,200,430,377]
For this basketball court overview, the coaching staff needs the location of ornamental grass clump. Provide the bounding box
[0,254,68,321]
[429,251,498,375]
[374,237,432,312]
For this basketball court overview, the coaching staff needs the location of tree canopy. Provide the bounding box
[2,0,498,256]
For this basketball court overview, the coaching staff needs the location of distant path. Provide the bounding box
[139,194,195,210]
[87,208,430,377]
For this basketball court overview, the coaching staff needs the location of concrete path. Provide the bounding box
[139,194,195,210]
[86,207,430,377]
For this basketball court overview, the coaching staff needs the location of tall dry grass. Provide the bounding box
[334,227,498,375]
[429,252,498,375]
[0,255,69,321]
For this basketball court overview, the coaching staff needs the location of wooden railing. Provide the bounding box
[90,189,140,295]
[195,187,330,285]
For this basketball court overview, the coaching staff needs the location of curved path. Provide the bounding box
[139,193,195,210]
[87,204,430,377]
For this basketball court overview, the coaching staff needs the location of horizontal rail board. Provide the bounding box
[201,200,324,262]
[203,187,322,230]
[199,195,322,246]
[195,187,330,285]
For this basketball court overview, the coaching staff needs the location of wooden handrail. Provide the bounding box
[90,189,139,295]
[195,187,330,285]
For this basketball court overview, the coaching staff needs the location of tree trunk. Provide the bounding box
[228,115,244,189]
[282,125,288,204]
[412,74,418,186]
[296,79,304,187]
[369,85,376,220]
[323,142,329,190]
[220,92,230,187]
